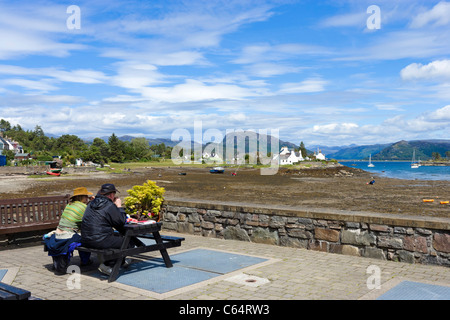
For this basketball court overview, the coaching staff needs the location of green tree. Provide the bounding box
[1,149,15,163]
[130,137,151,161]
[299,141,307,158]
[432,152,441,161]
[91,138,110,163]
[54,134,86,153]
[108,133,125,163]
[0,119,11,132]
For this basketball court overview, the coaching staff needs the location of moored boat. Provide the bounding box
[46,171,61,176]
[210,166,225,173]
[411,149,420,168]
[368,154,375,167]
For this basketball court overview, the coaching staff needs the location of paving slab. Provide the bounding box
[0,231,449,302]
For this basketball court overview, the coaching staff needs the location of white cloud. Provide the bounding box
[111,62,166,90]
[335,29,450,61]
[0,65,107,84]
[375,103,405,111]
[378,105,450,134]
[410,1,450,28]
[244,63,302,78]
[103,49,207,67]
[0,29,84,59]
[95,2,276,67]
[319,12,366,28]
[312,123,359,134]
[427,104,450,121]
[139,79,260,103]
[400,60,450,81]
[232,43,327,65]
[0,2,85,59]
[1,78,58,92]
[227,112,246,122]
[278,79,327,94]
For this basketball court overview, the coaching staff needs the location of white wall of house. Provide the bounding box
[277,147,304,165]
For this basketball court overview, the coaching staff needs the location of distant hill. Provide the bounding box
[89,134,449,161]
[308,144,359,156]
[327,143,392,160]
[328,139,450,160]
[205,131,299,157]
[372,140,450,160]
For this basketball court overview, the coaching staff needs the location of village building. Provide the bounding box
[314,148,326,160]
[273,146,304,165]
[202,152,223,164]
[0,136,23,154]
[14,152,31,161]
[0,136,14,153]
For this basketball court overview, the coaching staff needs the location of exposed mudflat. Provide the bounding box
[0,165,449,218]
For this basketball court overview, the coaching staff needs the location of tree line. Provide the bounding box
[0,119,173,165]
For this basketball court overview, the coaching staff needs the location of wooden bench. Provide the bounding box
[0,195,70,235]
[0,282,31,300]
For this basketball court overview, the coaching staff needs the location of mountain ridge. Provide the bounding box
[90,135,449,161]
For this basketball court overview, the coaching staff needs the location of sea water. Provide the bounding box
[340,161,450,181]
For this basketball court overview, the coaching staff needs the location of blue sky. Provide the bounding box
[0,0,449,147]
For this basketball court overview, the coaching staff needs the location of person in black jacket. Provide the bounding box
[81,183,136,275]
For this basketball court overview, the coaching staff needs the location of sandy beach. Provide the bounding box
[0,165,448,218]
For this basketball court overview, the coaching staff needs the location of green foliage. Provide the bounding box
[299,141,307,158]
[124,180,165,221]
[1,149,15,163]
[0,119,173,165]
[108,133,125,163]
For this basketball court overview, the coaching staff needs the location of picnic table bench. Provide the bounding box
[76,222,184,282]
[0,282,31,300]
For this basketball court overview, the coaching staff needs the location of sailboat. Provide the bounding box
[368,154,375,167]
[411,149,420,168]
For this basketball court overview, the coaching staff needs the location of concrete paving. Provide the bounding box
[1,231,449,301]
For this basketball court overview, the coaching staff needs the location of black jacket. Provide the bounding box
[81,195,127,247]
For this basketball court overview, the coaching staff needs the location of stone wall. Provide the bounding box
[161,199,450,267]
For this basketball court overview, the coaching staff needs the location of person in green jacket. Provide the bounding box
[46,187,94,274]
[56,187,94,238]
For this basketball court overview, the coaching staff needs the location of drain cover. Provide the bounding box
[225,273,270,287]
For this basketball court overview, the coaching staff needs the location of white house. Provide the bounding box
[202,152,223,164]
[279,146,290,155]
[0,136,23,154]
[314,148,326,160]
[0,137,14,152]
[274,146,304,165]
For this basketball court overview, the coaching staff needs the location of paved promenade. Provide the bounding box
[1,231,449,301]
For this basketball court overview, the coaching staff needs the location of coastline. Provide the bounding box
[420,161,450,166]
[0,164,449,218]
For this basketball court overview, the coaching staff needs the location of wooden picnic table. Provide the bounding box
[77,222,184,282]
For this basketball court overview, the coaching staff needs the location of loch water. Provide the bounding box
[339,161,450,181]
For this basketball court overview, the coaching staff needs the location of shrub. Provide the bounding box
[124,180,165,221]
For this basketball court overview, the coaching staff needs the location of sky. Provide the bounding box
[0,0,449,147]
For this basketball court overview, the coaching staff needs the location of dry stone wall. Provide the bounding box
[162,200,450,267]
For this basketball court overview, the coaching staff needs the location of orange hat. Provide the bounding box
[70,187,93,198]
